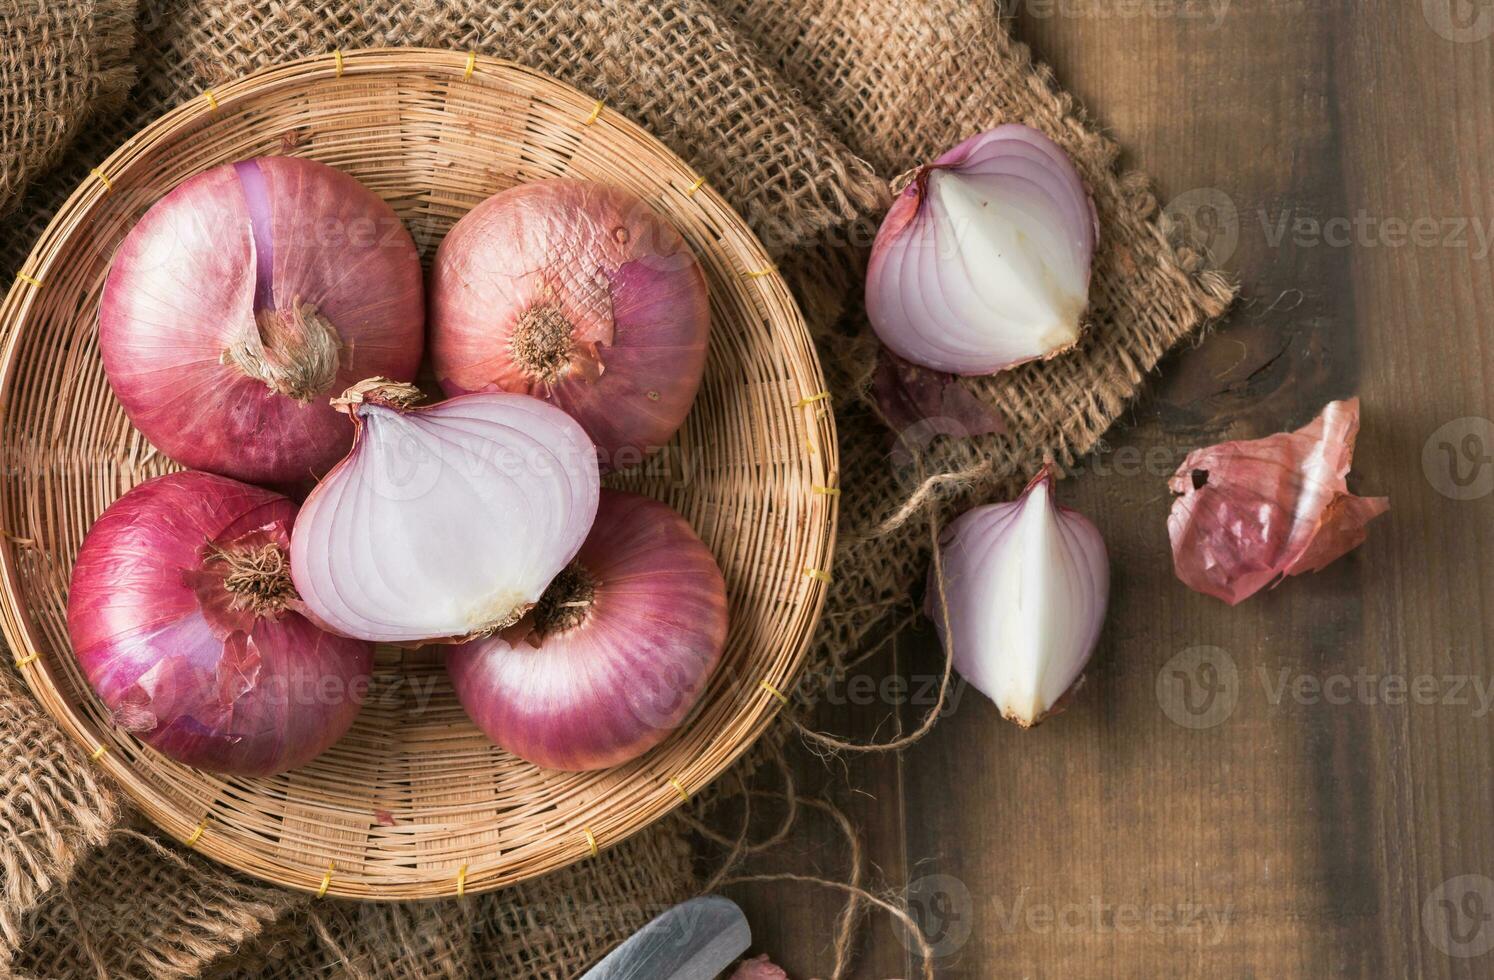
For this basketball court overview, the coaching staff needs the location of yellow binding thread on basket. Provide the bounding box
[88,744,108,761]
[316,861,335,898]
[812,485,841,496]
[685,176,707,196]
[455,863,469,897]
[334,49,345,77]
[803,567,832,584]
[184,819,208,847]
[668,777,690,803]
[584,99,604,125]
[745,265,776,279]
[203,89,219,111]
[463,50,477,80]
[90,168,113,192]
[583,827,599,857]
[759,679,790,705]
[793,390,831,408]
[13,652,38,668]
[15,272,42,289]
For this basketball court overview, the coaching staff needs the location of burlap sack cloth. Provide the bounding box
[0,1,1233,976]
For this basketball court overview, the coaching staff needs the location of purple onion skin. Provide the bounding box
[446,490,728,771]
[430,178,710,473]
[100,157,425,485]
[67,471,373,776]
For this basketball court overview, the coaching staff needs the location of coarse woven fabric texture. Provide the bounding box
[0,0,1234,975]
[716,0,1236,689]
[0,0,136,217]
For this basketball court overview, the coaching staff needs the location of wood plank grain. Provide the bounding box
[723,3,1494,977]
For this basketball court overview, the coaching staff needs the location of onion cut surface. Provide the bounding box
[867,125,1098,376]
[927,469,1109,727]
[289,380,601,644]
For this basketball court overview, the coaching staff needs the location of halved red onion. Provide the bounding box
[66,471,372,776]
[866,124,1099,376]
[289,379,601,644]
[429,178,710,472]
[926,468,1109,727]
[1168,398,1389,605]
[446,490,728,771]
[100,156,425,485]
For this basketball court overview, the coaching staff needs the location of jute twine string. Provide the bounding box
[682,745,880,980]
[721,873,935,980]
[306,912,358,979]
[795,394,961,756]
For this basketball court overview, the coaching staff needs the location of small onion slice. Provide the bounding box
[927,468,1109,727]
[289,379,600,644]
[867,124,1099,376]
[446,490,728,771]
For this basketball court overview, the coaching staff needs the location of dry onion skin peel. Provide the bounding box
[100,157,425,485]
[871,349,1005,441]
[1168,398,1389,605]
[289,379,601,644]
[927,469,1109,727]
[866,124,1098,375]
[430,178,710,472]
[66,471,373,776]
[446,490,728,771]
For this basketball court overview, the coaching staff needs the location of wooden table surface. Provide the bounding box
[723,3,1494,977]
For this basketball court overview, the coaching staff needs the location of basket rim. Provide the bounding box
[0,47,839,900]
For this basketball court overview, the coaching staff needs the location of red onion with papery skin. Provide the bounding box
[867,124,1098,376]
[100,157,425,485]
[289,379,600,645]
[67,471,373,776]
[927,468,1108,727]
[446,490,727,771]
[429,178,710,472]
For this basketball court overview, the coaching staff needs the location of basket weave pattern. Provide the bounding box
[0,50,836,900]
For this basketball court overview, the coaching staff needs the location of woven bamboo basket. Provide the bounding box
[0,49,837,899]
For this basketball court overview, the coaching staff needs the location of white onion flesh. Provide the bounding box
[290,381,600,643]
[867,124,1099,376]
[926,469,1109,726]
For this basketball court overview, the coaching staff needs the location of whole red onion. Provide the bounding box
[67,471,373,776]
[429,179,710,472]
[446,490,728,771]
[100,157,425,485]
